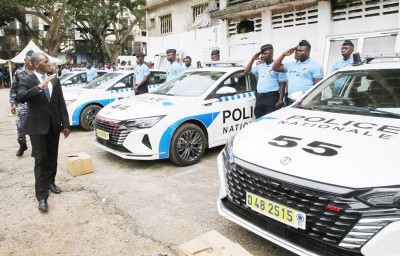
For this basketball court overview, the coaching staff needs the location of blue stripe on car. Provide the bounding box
[158,112,220,159]
[71,99,116,125]
[218,92,254,102]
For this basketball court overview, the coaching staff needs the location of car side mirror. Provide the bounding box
[216,87,237,96]
[114,82,126,89]
[63,80,72,85]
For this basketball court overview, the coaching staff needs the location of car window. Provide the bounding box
[82,73,122,89]
[298,69,400,117]
[80,73,87,83]
[153,71,225,97]
[113,74,134,89]
[148,72,166,85]
[208,72,254,99]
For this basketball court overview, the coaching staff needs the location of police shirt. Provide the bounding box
[104,67,115,73]
[135,63,150,85]
[9,67,28,107]
[166,61,183,80]
[252,62,287,93]
[86,67,98,82]
[183,65,196,71]
[331,57,353,72]
[283,58,323,95]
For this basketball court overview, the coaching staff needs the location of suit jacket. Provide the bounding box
[17,73,70,135]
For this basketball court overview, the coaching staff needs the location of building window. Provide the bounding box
[272,6,318,29]
[228,17,261,36]
[159,14,172,34]
[332,0,399,22]
[237,20,254,34]
[193,3,208,22]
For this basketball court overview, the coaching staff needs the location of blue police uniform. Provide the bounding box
[252,61,287,118]
[166,61,183,80]
[183,65,196,71]
[104,67,114,73]
[331,57,353,72]
[135,63,150,95]
[86,67,98,82]
[284,58,323,95]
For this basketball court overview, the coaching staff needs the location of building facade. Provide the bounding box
[146,0,400,73]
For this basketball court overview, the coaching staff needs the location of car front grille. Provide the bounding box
[224,163,363,256]
[95,117,130,153]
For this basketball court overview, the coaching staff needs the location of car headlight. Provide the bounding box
[358,188,400,208]
[123,116,164,130]
[65,99,77,106]
[222,135,236,170]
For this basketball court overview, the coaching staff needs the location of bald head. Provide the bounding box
[30,52,50,74]
[30,52,48,66]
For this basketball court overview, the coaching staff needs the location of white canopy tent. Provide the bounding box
[0,59,7,64]
[10,40,63,64]
[6,40,63,84]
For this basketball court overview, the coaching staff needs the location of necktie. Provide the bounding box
[42,75,51,102]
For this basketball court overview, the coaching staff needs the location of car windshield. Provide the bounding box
[152,71,225,97]
[296,69,400,118]
[82,73,121,89]
[58,73,74,82]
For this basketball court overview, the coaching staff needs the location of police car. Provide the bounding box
[59,70,107,88]
[94,66,256,166]
[64,69,166,130]
[217,54,400,256]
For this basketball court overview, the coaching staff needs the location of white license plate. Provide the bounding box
[96,129,109,140]
[246,191,306,230]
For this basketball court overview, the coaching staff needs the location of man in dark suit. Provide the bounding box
[17,52,70,212]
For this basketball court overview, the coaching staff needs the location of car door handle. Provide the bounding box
[118,97,124,100]
[204,103,212,106]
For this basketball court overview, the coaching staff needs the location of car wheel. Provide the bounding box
[169,123,206,166]
[80,105,102,131]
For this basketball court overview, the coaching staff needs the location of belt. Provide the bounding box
[257,91,279,96]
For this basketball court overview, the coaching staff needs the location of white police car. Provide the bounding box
[94,66,256,166]
[59,70,107,88]
[217,55,400,256]
[64,69,166,130]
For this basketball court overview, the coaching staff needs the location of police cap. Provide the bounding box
[260,44,273,53]
[342,40,354,47]
[166,49,176,54]
[298,40,311,48]
[136,53,145,58]
[211,49,220,56]
[25,50,34,57]
[87,59,93,63]
[185,56,192,60]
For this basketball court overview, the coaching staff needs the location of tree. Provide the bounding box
[73,0,146,62]
[0,0,72,56]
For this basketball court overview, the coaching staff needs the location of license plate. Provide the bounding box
[246,191,306,230]
[96,129,109,140]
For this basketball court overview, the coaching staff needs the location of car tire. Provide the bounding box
[169,123,206,166]
[80,104,102,131]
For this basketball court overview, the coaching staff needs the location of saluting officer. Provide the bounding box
[134,53,150,95]
[244,44,286,118]
[166,49,183,80]
[9,50,35,156]
[272,40,323,104]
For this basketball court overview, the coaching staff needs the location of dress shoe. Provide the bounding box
[38,199,48,212]
[16,144,28,157]
[50,184,61,194]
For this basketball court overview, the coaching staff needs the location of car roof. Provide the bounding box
[338,60,400,72]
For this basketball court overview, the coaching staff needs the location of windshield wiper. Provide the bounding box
[366,108,400,118]
[294,105,316,110]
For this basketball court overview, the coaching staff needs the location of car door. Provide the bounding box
[147,71,167,92]
[207,71,256,146]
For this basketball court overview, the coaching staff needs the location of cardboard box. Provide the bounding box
[66,152,93,176]
[179,230,252,256]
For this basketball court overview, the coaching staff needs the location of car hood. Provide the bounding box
[97,93,196,120]
[233,107,400,188]
[63,88,102,100]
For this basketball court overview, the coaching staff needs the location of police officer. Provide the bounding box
[244,44,286,118]
[183,56,196,71]
[166,49,183,80]
[85,59,98,82]
[134,53,150,95]
[210,49,220,67]
[9,50,35,156]
[104,60,115,73]
[272,40,323,104]
[332,40,354,73]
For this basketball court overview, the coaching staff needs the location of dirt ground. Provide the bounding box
[0,88,293,256]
